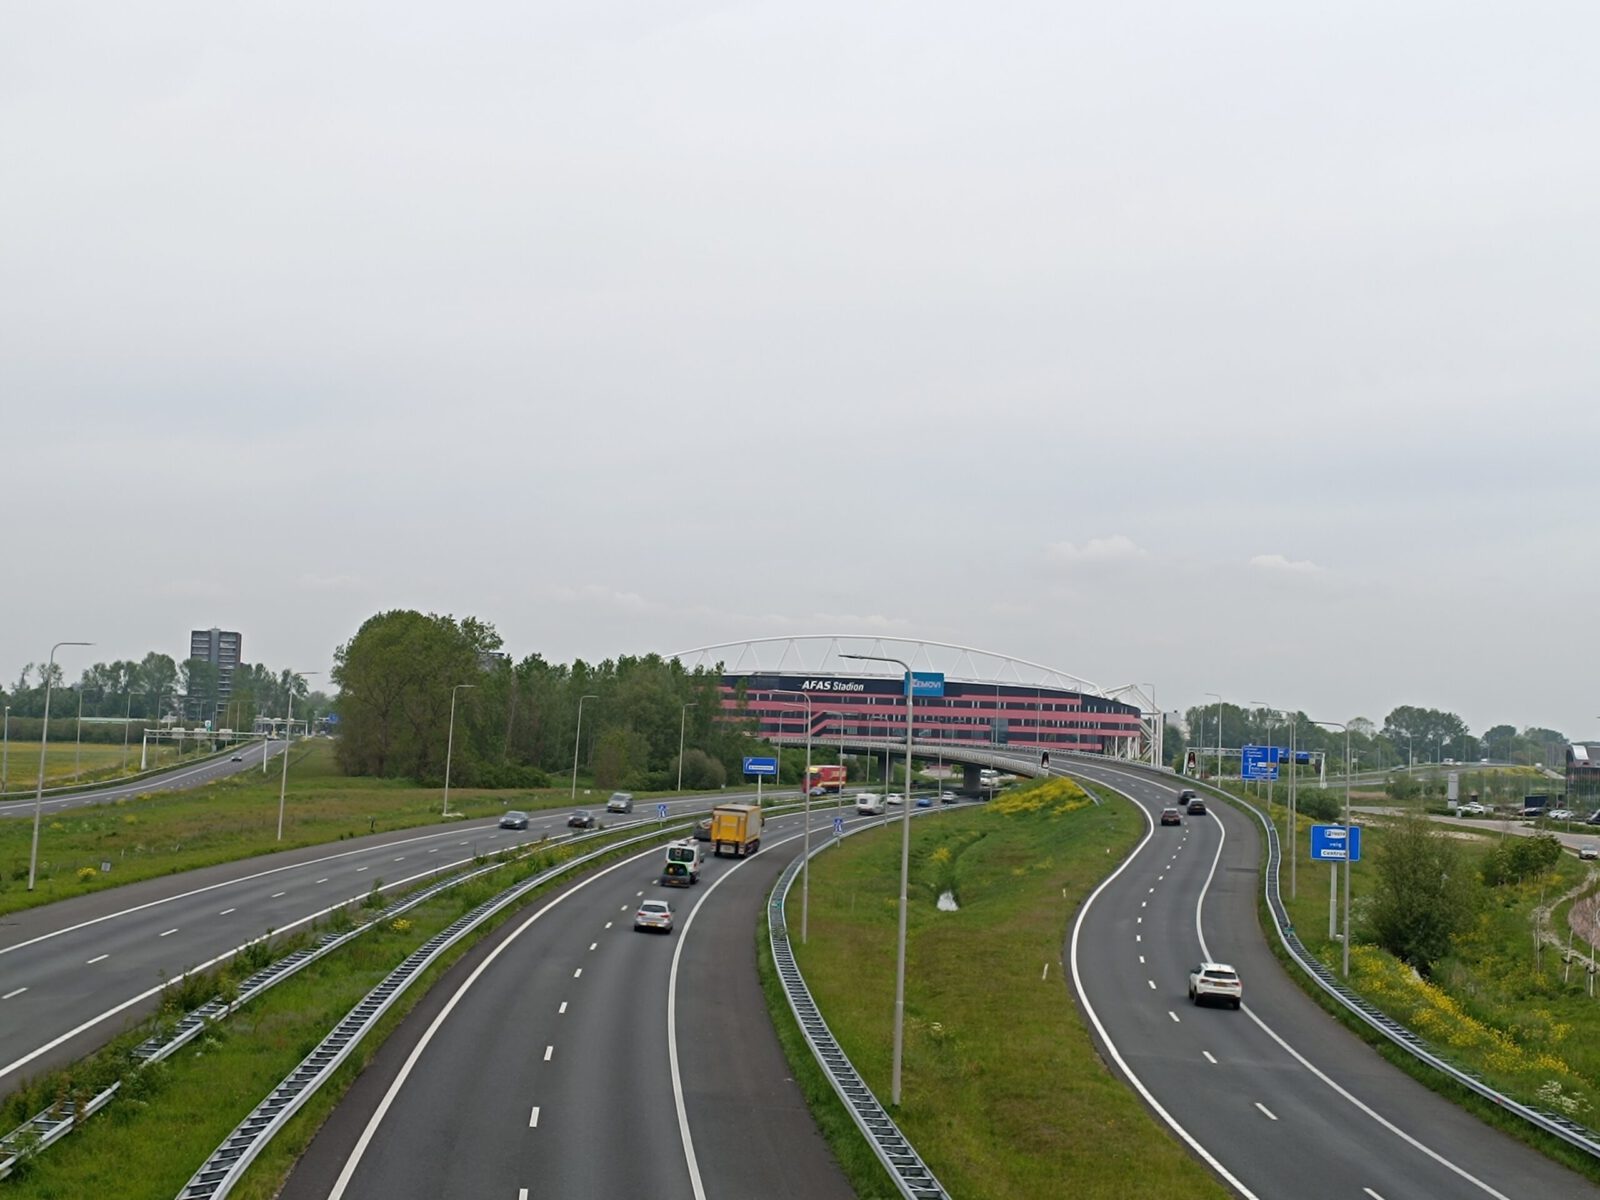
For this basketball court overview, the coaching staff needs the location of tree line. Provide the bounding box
[1,651,327,740]
[1168,701,1566,773]
[331,610,762,790]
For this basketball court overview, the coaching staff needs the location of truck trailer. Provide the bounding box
[710,804,763,858]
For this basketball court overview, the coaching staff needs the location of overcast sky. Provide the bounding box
[3,1,1596,735]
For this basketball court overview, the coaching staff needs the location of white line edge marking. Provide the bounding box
[1363,1189,1385,1200]
[324,842,661,1200]
[1168,1011,1179,1023]
[271,891,287,899]
[159,928,177,937]
[1067,781,1262,1200]
[1,988,25,1000]
[219,908,236,916]
[316,878,328,884]
[0,820,504,959]
[667,822,817,1200]
[558,1001,567,1014]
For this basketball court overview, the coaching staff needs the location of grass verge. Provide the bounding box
[764,778,1233,1199]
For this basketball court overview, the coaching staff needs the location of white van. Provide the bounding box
[855,792,886,816]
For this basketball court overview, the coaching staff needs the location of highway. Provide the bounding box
[278,803,884,1200]
[1065,761,1598,1200]
[0,737,283,818]
[0,789,796,1093]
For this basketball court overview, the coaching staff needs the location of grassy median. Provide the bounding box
[771,780,1232,1199]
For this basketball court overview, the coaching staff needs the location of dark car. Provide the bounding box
[499,810,530,830]
[230,753,243,762]
[1160,808,1183,826]
[567,811,597,830]
[1177,788,1198,802]
[1186,799,1207,816]
[693,817,713,841]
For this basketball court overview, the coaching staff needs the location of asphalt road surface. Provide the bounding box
[1065,760,1598,1200]
[0,737,283,818]
[0,789,798,1092]
[278,803,908,1200]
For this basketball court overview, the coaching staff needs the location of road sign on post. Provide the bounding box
[1309,824,1362,862]
[1241,744,1279,781]
[742,757,778,777]
[656,802,669,824]
[833,816,844,837]
[904,672,945,698]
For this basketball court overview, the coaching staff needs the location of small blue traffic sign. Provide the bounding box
[742,756,778,777]
[656,803,669,818]
[832,816,845,836]
[1310,824,1361,862]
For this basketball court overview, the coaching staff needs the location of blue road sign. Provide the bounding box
[1241,744,1279,781]
[1310,824,1362,862]
[833,816,845,836]
[742,756,778,777]
[904,671,946,698]
[656,802,669,819]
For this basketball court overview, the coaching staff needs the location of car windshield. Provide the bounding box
[1203,968,1238,980]
[505,812,525,820]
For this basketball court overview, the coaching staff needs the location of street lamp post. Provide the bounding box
[842,652,914,1107]
[571,694,599,806]
[121,690,148,773]
[3,705,10,795]
[442,683,476,818]
[29,641,92,891]
[767,689,814,943]
[277,672,318,841]
[1250,700,1274,804]
[1204,693,1222,780]
[1312,719,1353,977]
[75,686,85,782]
[677,702,698,792]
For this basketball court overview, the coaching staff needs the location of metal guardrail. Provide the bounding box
[1148,769,1600,1160]
[173,821,689,1199]
[767,813,948,1200]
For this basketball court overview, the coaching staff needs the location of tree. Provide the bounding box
[1367,814,1478,976]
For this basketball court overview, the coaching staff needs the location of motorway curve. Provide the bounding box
[1066,761,1598,1200]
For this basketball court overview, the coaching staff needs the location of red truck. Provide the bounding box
[805,764,847,795]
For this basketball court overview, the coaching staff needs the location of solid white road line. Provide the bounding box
[1203,1051,1217,1064]
[324,842,665,1200]
[520,1188,529,1199]
[528,1108,539,1128]
[2,988,25,1000]
[543,1046,553,1062]
[86,954,109,964]
[159,928,177,937]
[1255,1102,1278,1121]
[316,878,328,884]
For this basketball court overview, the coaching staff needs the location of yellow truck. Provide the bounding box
[710,803,763,858]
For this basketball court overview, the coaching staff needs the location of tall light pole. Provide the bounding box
[277,672,318,841]
[1288,711,1299,899]
[767,689,814,943]
[1312,718,1352,977]
[676,702,698,792]
[571,694,599,806]
[30,641,92,891]
[3,704,10,795]
[842,652,914,1107]
[121,690,148,773]
[74,686,85,781]
[1250,700,1274,802]
[442,683,476,818]
[1204,692,1222,781]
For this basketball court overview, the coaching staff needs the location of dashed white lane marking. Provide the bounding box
[1135,934,1142,942]
[1255,1102,1278,1121]
[527,1109,539,1129]
[315,878,328,884]
[636,891,644,897]
[458,840,468,845]
[1139,955,1146,963]
[1203,1051,1218,1064]
[1147,980,1157,990]
[543,1045,553,1062]
[573,968,582,979]
[621,905,629,912]
[356,867,369,873]
[219,908,236,916]
[589,942,598,951]
[429,848,439,853]
[604,921,613,930]
[159,928,177,937]
[1168,1011,1180,1023]
[2,988,26,1000]
[1148,887,1155,894]
[1041,962,1049,981]
[558,1002,567,1014]
[1363,1190,1386,1200]
[520,1188,530,1199]
[271,891,287,898]
[86,954,109,964]
[1137,916,1142,924]
[394,856,405,861]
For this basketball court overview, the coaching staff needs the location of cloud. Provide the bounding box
[1045,535,1148,567]
[1248,554,1325,575]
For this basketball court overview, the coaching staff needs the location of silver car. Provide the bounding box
[634,899,675,933]
[606,792,635,814]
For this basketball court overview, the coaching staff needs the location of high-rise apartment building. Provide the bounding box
[189,627,243,718]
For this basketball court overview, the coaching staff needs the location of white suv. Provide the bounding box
[1188,962,1243,1009]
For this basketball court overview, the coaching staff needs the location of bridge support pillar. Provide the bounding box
[962,762,983,794]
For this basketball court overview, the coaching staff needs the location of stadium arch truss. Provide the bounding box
[669,636,1161,766]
